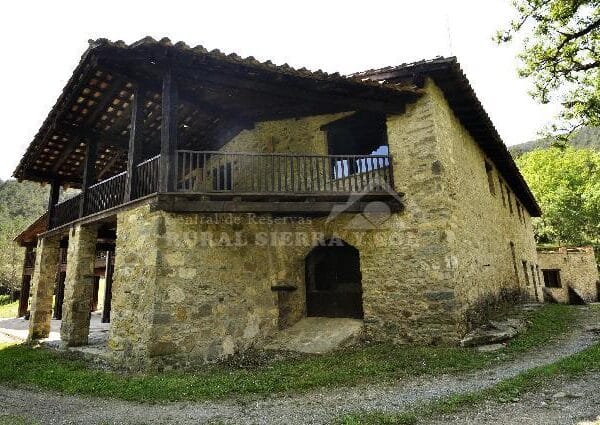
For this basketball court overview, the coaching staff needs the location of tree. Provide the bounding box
[497,0,600,134]
[0,180,49,294]
[516,146,600,245]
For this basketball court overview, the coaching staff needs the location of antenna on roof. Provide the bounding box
[445,13,454,56]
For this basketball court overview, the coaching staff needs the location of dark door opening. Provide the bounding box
[305,241,363,319]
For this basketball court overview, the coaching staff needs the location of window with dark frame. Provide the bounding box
[542,269,562,288]
[485,161,496,195]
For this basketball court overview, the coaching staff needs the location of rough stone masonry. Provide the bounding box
[101,79,541,369]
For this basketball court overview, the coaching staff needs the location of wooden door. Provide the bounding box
[305,243,363,319]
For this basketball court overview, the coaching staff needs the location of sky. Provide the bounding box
[0,0,560,181]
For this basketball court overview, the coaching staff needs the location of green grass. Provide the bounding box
[0,295,18,318]
[340,332,600,424]
[0,414,38,425]
[0,304,579,402]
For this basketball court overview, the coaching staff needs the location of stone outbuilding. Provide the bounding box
[14,38,543,369]
[537,246,599,304]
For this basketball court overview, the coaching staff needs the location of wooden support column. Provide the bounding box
[159,67,178,193]
[17,276,31,318]
[52,270,66,320]
[47,180,60,229]
[101,251,114,323]
[17,246,33,318]
[79,138,98,218]
[124,85,145,202]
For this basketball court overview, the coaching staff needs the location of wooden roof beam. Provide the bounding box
[56,122,129,149]
[99,59,412,115]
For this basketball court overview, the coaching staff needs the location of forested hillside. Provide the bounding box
[509,127,600,157]
[0,180,48,293]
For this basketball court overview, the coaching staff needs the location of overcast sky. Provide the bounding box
[0,0,559,181]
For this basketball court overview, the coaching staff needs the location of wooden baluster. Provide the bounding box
[315,157,321,192]
[366,156,372,188]
[181,152,186,191]
[255,154,260,192]
[334,158,339,192]
[352,156,358,192]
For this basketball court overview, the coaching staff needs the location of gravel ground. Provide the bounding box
[0,306,599,425]
[429,372,600,425]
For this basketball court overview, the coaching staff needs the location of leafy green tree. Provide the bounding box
[0,180,49,293]
[516,147,600,245]
[497,0,600,133]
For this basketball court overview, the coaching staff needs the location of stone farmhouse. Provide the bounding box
[538,246,599,304]
[14,37,543,369]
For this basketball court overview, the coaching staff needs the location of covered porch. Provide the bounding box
[15,38,415,233]
[14,37,416,360]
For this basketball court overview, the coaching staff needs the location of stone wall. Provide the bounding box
[60,224,97,346]
[108,205,161,369]
[538,247,599,303]
[107,79,542,367]
[421,80,540,329]
[27,235,60,340]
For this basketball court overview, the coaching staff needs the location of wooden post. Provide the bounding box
[79,138,98,218]
[159,67,178,193]
[124,85,145,202]
[17,276,31,318]
[17,246,34,318]
[101,251,114,323]
[91,276,100,312]
[47,180,60,229]
[52,271,66,320]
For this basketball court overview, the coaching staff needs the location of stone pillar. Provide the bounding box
[60,224,97,346]
[28,236,60,340]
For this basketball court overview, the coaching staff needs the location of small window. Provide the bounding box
[522,261,530,286]
[516,202,523,222]
[507,189,514,215]
[485,161,495,195]
[542,269,562,288]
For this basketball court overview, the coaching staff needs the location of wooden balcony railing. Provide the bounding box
[133,155,160,199]
[49,151,394,229]
[52,155,160,229]
[85,172,127,216]
[176,151,393,194]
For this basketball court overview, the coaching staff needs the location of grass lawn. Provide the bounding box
[0,304,579,403]
[0,295,18,318]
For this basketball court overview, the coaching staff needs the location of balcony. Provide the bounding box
[51,151,395,230]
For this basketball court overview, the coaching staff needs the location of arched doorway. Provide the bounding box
[305,240,363,319]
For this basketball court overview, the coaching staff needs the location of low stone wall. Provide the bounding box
[538,247,599,304]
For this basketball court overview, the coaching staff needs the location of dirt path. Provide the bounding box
[428,372,600,425]
[1,307,599,425]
